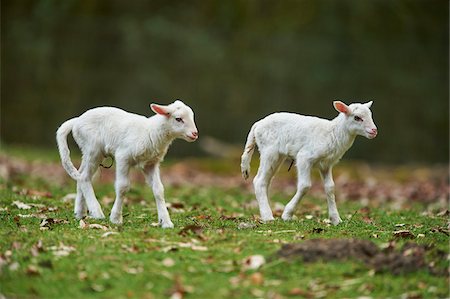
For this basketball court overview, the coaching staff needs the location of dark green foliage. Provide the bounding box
[1,0,449,162]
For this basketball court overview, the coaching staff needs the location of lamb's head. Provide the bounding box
[333,101,378,139]
[151,100,199,142]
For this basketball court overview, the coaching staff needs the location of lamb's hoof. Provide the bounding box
[74,212,87,219]
[160,220,174,229]
[110,214,123,225]
[330,216,342,226]
[260,215,275,222]
[89,210,105,219]
[242,170,249,180]
[281,213,293,221]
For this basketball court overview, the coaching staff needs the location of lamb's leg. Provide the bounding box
[74,159,87,219]
[110,158,130,225]
[282,159,312,220]
[253,152,284,222]
[320,167,342,225]
[78,153,105,219]
[74,182,87,219]
[145,164,173,229]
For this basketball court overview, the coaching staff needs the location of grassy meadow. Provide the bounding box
[0,146,448,299]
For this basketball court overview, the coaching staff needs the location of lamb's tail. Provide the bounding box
[240,123,257,180]
[56,118,80,181]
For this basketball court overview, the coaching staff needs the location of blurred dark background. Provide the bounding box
[1,0,448,163]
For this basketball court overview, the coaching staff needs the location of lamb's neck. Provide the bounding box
[331,114,356,155]
[147,115,176,151]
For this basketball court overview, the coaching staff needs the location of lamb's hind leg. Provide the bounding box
[78,153,105,219]
[253,152,284,222]
[282,158,312,220]
[74,183,87,219]
[74,159,88,219]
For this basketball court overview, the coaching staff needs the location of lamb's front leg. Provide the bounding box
[110,158,130,224]
[145,164,174,229]
[320,167,342,225]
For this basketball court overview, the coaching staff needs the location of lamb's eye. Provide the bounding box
[175,117,183,123]
[354,116,363,122]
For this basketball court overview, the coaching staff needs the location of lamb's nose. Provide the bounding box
[192,131,198,137]
[372,128,378,135]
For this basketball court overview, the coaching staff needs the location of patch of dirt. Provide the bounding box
[276,238,447,276]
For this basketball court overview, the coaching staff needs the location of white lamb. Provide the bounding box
[241,101,377,225]
[56,100,198,228]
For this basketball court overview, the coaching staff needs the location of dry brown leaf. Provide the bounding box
[288,287,314,298]
[178,225,204,239]
[88,223,109,231]
[250,272,264,285]
[26,265,40,276]
[393,230,415,239]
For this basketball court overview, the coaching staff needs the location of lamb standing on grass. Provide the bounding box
[241,101,377,225]
[56,100,198,228]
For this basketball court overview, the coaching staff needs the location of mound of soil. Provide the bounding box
[277,238,442,275]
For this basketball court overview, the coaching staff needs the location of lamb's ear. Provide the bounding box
[364,101,373,108]
[333,101,351,115]
[150,104,171,116]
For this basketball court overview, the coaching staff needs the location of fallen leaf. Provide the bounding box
[242,255,265,271]
[78,271,88,281]
[12,201,31,209]
[121,244,139,253]
[101,232,119,238]
[191,245,208,251]
[90,284,105,292]
[48,243,76,258]
[162,258,175,267]
[238,222,256,229]
[123,266,144,274]
[288,288,313,298]
[179,225,204,238]
[88,223,109,231]
[26,189,53,199]
[436,210,449,217]
[40,218,69,229]
[393,230,415,239]
[79,219,109,231]
[167,275,189,299]
[79,219,88,229]
[170,202,185,209]
[250,272,264,285]
[30,240,44,257]
[26,265,40,276]
[13,216,20,227]
[430,226,449,236]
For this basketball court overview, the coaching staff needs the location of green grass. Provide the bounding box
[0,149,449,298]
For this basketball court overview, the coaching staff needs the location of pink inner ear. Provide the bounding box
[335,102,349,114]
[151,104,169,116]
